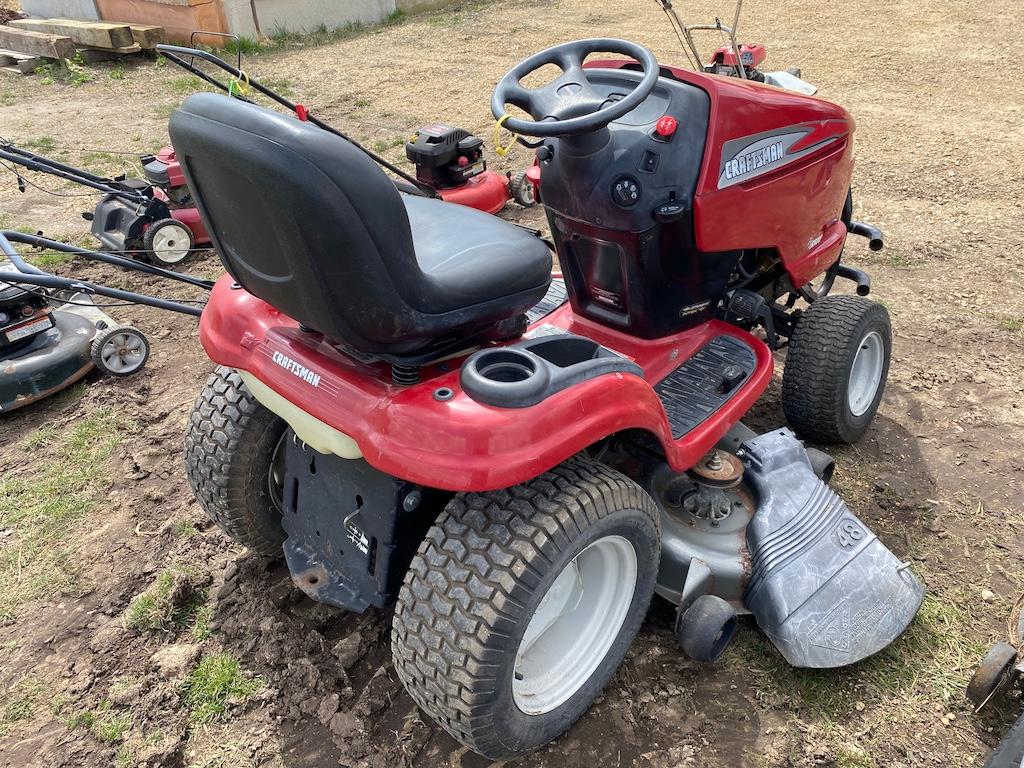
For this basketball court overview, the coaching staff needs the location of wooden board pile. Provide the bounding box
[0,17,166,75]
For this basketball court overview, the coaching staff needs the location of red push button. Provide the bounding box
[655,115,678,138]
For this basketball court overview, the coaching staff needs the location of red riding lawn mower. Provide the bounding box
[171,36,922,759]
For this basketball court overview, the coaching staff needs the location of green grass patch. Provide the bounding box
[166,75,208,95]
[1,677,44,735]
[0,90,15,107]
[65,699,130,744]
[123,567,207,633]
[20,135,57,153]
[0,408,125,621]
[28,250,75,269]
[224,35,262,56]
[181,653,262,724]
[191,603,214,642]
[35,55,94,86]
[173,519,199,538]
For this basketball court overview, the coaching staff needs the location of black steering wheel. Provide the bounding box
[491,39,660,138]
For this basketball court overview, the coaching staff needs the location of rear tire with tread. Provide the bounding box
[391,455,660,760]
[782,295,891,444]
[184,366,287,556]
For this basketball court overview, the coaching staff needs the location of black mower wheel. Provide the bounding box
[509,170,536,207]
[144,218,194,265]
[392,455,660,760]
[967,642,1020,709]
[675,594,738,663]
[782,295,891,444]
[91,325,150,377]
[184,366,287,556]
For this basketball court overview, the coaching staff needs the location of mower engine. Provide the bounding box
[707,42,767,80]
[141,146,192,205]
[405,124,487,189]
[0,282,51,354]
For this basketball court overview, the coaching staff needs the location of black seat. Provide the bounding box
[168,93,551,359]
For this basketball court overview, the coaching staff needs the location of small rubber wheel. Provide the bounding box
[184,366,288,556]
[91,325,150,376]
[967,642,1020,709]
[675,594,738,663]
[509,170,536,207]
[392,455,660,760]
[985,711,1024,768]
[144,218,194,265]
[782,295,892,444]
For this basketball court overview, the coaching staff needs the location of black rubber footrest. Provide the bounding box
[655,335,757,439]
[526,277,568,323]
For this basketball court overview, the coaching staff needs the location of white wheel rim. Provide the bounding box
[512,535,637,715]
[848,330,884,416]
[101,331,146,374]
[150,223,191,264]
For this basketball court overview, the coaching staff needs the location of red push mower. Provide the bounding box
[154,46,537,216]
[656,0,819,93]
[176,38,921,759]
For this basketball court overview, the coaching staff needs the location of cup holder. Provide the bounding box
[476,350,539,383]
[460,333,644,409]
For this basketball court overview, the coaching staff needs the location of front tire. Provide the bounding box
[391,456,660,759]
[144,218,194,265]
[184,366,287,556]
[782,295,892,444]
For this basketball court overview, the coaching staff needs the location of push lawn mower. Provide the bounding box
[966,597,1024,767]
[0,231,210,412]
[156,46,537,216]
[175,37,921,759]
[656,0,819,94]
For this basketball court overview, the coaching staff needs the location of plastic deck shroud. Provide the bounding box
[200,276,774,492]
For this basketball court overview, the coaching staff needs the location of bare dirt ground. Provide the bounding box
[0,0,1022,766]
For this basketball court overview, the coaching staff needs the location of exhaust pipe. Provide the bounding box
[837,264,871,296]
[848,221,884,251]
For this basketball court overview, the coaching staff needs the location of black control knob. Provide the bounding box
[612,176,641,207]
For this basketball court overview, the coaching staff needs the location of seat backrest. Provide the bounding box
[169,93,427,353]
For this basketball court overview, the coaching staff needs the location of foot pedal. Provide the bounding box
[741,429,923,668]
[655,335,757,439]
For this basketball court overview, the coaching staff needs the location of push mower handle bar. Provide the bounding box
[155,45,439,199]
[0,231,209,317]
[0,142,148,206]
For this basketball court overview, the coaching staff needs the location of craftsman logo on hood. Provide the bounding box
[272,350,321,388]
[718,127,839,189]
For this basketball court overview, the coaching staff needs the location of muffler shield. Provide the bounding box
[741,429,923,668]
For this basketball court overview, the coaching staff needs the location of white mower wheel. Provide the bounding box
[510,170,537,207]
[392,455,660,760]
[144,218,194,265]
[90,325,150,377]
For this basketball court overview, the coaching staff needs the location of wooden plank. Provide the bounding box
[82,43,142,55]
[126,24,166,49]
[0,49,47,73]
[9,18,134,49]
[0,27,75,60]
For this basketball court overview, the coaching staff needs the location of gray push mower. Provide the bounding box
[0,231,211,413]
